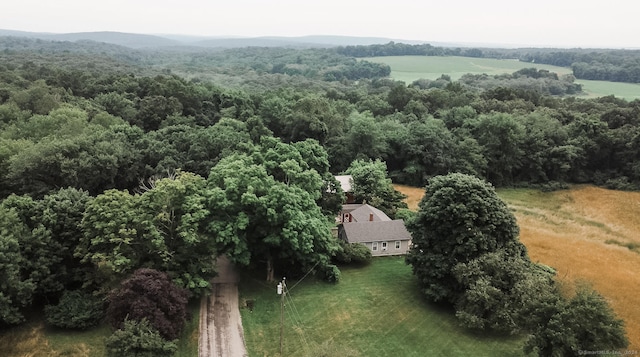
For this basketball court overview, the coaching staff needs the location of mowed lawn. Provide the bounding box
[239,257,527,357]
[366,55,640,100]
[395,184,640,351]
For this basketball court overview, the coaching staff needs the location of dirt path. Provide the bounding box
[199,256,248,357]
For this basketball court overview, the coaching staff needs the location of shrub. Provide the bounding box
[334,241,372,265]
[106,268,189,340]
[323,264,341,283]
[604,176,637,191]
[44,290,105,329]
[394,208,417,223]
[525,286,628,356]
[105,318,177,357]
[346,243,372,264]
[452,250,558,334]
[537,181,570,192]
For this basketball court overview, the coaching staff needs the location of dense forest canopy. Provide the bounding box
[1,36,639,195]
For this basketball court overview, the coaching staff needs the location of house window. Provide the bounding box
[395,241,401,249]
[382,242,387,251]
[372,242,378,251]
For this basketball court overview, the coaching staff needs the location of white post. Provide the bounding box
[279,277,286,355]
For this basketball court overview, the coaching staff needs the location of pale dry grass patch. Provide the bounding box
[513,186,640,350]
[0,324,56,357]
[569,186,640,242]
[394,184,425,211]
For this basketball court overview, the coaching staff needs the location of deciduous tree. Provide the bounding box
[346,158,407,218]
[205,138,339,281]
[0,206,35,325]
[525,286,628,356]
[452,249,557,334]
[138,172,216,296]
[106,268,189,340]
[406,173,525,303]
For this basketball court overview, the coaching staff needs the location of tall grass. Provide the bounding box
[46,324,110,357]
[239,257,527,357]
[0,323,56,357]
[175,300,200,357]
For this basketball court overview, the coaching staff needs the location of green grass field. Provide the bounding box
[366,56,640,100]
[239,257,528,357]
[574,79,640,100]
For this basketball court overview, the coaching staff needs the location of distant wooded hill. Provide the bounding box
[0,29,432,49]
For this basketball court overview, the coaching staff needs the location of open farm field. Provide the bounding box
[575,79,640,100]
[367,56,640,100]
[239,257,527,357]
[366,55,573,82]
[395,184,640,350]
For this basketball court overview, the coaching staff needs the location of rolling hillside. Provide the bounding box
[0,29,428,49]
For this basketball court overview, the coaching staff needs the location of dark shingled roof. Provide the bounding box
[342,219,411,243]
[341,204,390,222]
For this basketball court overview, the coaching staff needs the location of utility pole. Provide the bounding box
[277,277,286,356]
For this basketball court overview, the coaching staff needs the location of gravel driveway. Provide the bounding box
[199,256,248,357]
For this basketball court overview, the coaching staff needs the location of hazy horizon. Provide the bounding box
[2,0,639,49]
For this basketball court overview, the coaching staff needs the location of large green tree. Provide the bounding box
[471,112,525,185]
[345,158,407,218]
[137,172,217,296]
[452,249,558,334]
[405,173,525,303]
[0,206,35,325]
[78,173,216,296]
[77,189,158,290]
[204,138,339,281]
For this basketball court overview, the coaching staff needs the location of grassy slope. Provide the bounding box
[396,184,640,350]
[366,55,640,100]
[239,258,527,357]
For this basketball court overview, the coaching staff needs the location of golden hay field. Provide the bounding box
[395,184,640,350]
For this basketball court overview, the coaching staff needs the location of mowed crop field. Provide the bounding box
[395,184,640,350]
[366,56,640,100]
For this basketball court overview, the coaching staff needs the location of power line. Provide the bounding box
[278,275,313,355]
[287,260,320,292]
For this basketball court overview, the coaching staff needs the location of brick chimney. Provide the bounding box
[369,213,373,221]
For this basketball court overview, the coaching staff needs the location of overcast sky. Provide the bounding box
[2,0,638,48]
